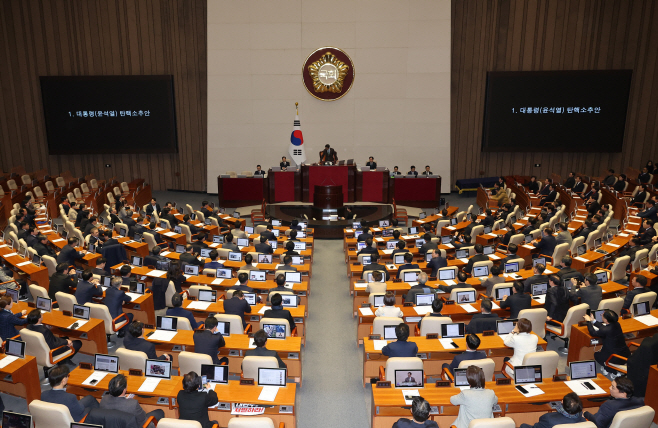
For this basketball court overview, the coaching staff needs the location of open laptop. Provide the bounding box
[383,324,398,340]
[258,367,287,386]
[200,248,212,258]
[415,293,435,306]
[133,233,142,243]
[293,242,306,251]
[483,245,494,255]
[2,411,31,428]
[175,244,185,253]
[373,295,386,308]
[408,227,418,234]
[237,238,249,248]
[415,239,425,247]
[639,257,649,270]
[419,212,427,220]
[382,229,393,237]
[438,269,455,281]
[216,268,232,279]
[451,218,458,225]
[494,286,513,301]
[31,253,41,267]
[271,219,281,227]
[184,265,199,276]
[201,364,229,385]
[453,368,469,387]
[197,289,216,302]
[4,339,25,358]
[131,256,143,267]
[569,360,598,390]
[249,271,266,282]
[285,271,302,284]
[524,235,534,243]
[5,288,18,304]
[215,321,230,337]
[155,316,178,332]
[496,319,517,336]
[441,322,465,338]
[395,369,424,388]
[243,292,257,305]
[145,359,171,379]
[394,254,406,264]
[425,252,434,263]
[94,353,119,374]
[531,282,548,303]
[263,323,286,339]
[281,294,298,308]
[386,240,399,250]
[173,226,182,234]
[472,265,489,279]
[156,260,170,271]
[633,301,651,317]
[71,423,103,428]
[504,262,519,274]
[455,249,469,259]
[291,256,304,265]
[245,226,254,234]
[595,271,608,285]
[258,254,273,263]
[361,255,371,265]
[576,244,587,256]
[212,235,224,244]
[514,365,542,386]
[228,252,242,261]
[533,257,546,267]
[483,226,492,234]
[379,220,390,228]
[441,235,452,244]
[36,296,52,313]
[73,304,91,320]
[456,290,476,303]
[403,271,419,282]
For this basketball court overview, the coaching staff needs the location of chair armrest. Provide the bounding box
[629,341,642,348]
[546,319,566,336]
[112,312,130,332]
[502,360,514,378]
[49,343,75,364]
[80,415,87,423]
[243,324,252,334]
[10,334,20,340]
[414,324,420,336]
[218,294,225,300]
[278,423,284,428]
[370,325,373,335]
[291,327,298,337]
[142,416,156,428]
[442,366,454,382]
[379,365,385,381]
[478,293,490,300]
[604,354,629,373]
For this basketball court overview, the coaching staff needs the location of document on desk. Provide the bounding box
[574,257,589,262]
[402,389,420,405]
[125,293,143,301]
[354,282,366,288]
[414,306,433,315]
[458,258,469,263]
[148,330,178,342]
[16,261,31,267]
[52,238,65,243]
[163,231,177,237]
[444,243,454,249]
[564,380,606,396]
[2,253,18,258]
[209,243,220,248]
[533,295,546,304]
[634,315,658,326]
[443,280,456,286]
[373,340,388,351]
[460,304,478,313]
[407,282,418,287]
[67,320,89,330]
[346,229,353,233]
[211,278,224,285]
[439,338,458,349]
[138,378,162,392]
[375,237,384,242]
[382,249,393,255]
[359,307,374,316]
[516,384,544,397]
[258,386,280,402]
[386,264,396,269]
[491,301,500,310]
[146,269,167,277]
[522,245,535,250]
[489,254,500,260]
[160,251,171,256]
[607,243,620,248]
[187,301,212,310]
[445,227,455,231]
[82,371,110,386]
[0,356,19,369]
[258,306,271,314]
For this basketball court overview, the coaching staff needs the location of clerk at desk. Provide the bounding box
[366,156,377,169]
[320,144,338,164]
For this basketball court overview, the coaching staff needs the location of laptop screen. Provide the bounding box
[595,271,608,284]
[415,239,425,247]
[197,290,216,302]
[408,227,418,234]
[294,242,306,251]
[577,244,587,256]
[175,244,185,253]
[382,229,393,237]
[36,296,52,312]
[94,354,119,373]
[200,248,212,258]
[216,321,230,337]
[249,271,266,281]
[352,221,361,229]
[524,235,533,243]
[73,304,90,320]
[403,271,419,282]
[496,319,517,335]
[532,282,548,296]
[258,254,273,263]
[258,368,287,386]
[5,288,18,304]
[451,218,458,225]
[145,359,172,379]
[441,235,452,244]
[394,254,405,264]
[514,365,542,384]
[456,249,468,259]
[373,295,385,308]
[438,269,455,280]
[365,272,386,283]
[216,268,232,279]
[379,220,390,227]
[533,257,546,267]
[271,220,281,226]
[156,260,170,271]
[591,309,605,323]
[156,316,178,331]
[425,252,433,263]
[395,369,424,388]
[495,286,513,301]
[383,325,398,340]
[594,238,602,248]
[285,272,302,283]
[269,239,279,249]
[453,368,469,387]
[228,252,242,261]
[281,294,298,308]
[173,226,182,234]
[133,233,142,243]
[483,226,492,234]
[387,240,399,250]
[634,301,651,317]
[472,266,489,278]
[639,257,649,270]
[569,360,597,380]
[32,254,41,267]
[419,212,427,219]
[245,226,254,234]
[243,293,257,305]
[201,364,229,384]
[441,323,465,338]
[2,412,31,428]
[456,290,476,303]
[291,256,304,265]
[118,228,127,237]
[415,293,435,306]
[213,235,224,244]
[483,245,494,255]
[4,339,25,358]
[361,255,371,265]
[131,256,142,267]
[263,324,286,339]
[297,231,306,238]
[184,265,199,276]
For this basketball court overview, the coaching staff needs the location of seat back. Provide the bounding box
[609,406,655,428]
[436,220,450,235]
[80,183,89,193]
[372,317,404,337]
[175,316,193,331]
[259,317,291,337]
[419,316,453,336]
[509,234,524,246]
[42,255,57,276]
[468,417,516,428]
[631,292,658,315]
[522,351,559,377]
[551,243,569,264]
[56,176,66,187]
[28,400,74,428]
[179,224,192,244]
[242,356,279,380]
[631,249,650,272]
[29,284,49,300]
[517,308,548,339]
[188,285,212,298]
[384,357,424,387]
[185,204,195,215]
[55,292,77,313]
[178,351,213,377]
[159,419,204,428]
[165,281,177,308]
[6,179,17,190]
[449,287,477,302]
[227,417,276,428]
[458,358,496,381]
[120,181,129,192]
[194,211,206,222]
[597,297,624,313]
[472,260,493,271]
[368,292,386,306]
[215,314,246,335]
[217,248,232,259]
[116,348,148,371]
[470,225,484,238]
[20,329,57,368]
[609,256,631,282]
[397,268,422,280]
[86,302,119,334]
[559,303,590,339]
[45,181,55,192]
[159,219,171,230]
[143,233,157,251]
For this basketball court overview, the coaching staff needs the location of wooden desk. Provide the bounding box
[0,354,40,404]
[217,176,267,208]
[392,176,441,208]
[570,236,631,271]
[0,244,49,289]
[13,302,108,354]
[362,333,547,386]
[371,374,611,428]
[644,365,658,423]
[410,207,459,228]
[181,276,309,307]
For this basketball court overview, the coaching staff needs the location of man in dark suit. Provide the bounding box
[586,195,601,217]
[626,334,658,397]
[638,167,651,184]
[365,156,377,169]
[100,374,164,427]
[363,253,391,281]
[244,329,286,368]
[443,334,487,375]
[392,240,408,256]
[124,321,171,361]
[407,166,418,176]
[254,165,266,175]
[501,281,532,319]
[382,323,418,357]
[464,243,489,274]
[357,227,373,242]
[357,238,378,256]
[222,290,252,328]
[539,184,557,205]
[584,376,644,428]
[638,219,656,246]
[526,176,540,194]
[576,219,594,241]
[260,224,276,241]
[519,393,586,428]
[564,172,576,189]
[632,185,649,207]
[192,316,228,365]
[56,237,84,266]
[539,178,552,196]
[25,226,39,248]
[618,237,643,263]
[500,244,522,266]
[180,244,204,268]
[418,233,438,255]
[180,214,199,235]
[0,296,27,340]
[263,293,296,332]
[16,222,29,241]
[92,258,108,276]
[623,274,652,311]
[438,271,471,294]
[26,309,82,364]
[391,166,402,175]
[221,233,238,251]
[556,256,584,282]
[282,240,299,256]
[637,199,658,223]
[160,208,179,227]
[396,252,420,279]
[320,144,338,164]
[74,270,103,305]
[280,156,291,170]
[254,235,273,254]
[534,227,557,257]
[166,293,201,329]
[41,365,99,422]
[104,277,133,337]
[572,176,585,194]
[229,272,256,293]
[34,234,57,258]
[427,250,447,277]
[82,216,98,237]
[421,165,433,175]
[569,273,602,310]
[48,263,78,301]
[199,201,214,220]
[145,198,161,217]
[404,273,435,303]
[466,299,501,334]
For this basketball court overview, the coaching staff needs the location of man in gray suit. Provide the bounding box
[221,233,238,251]
[240,254,258,271]
[569,273,603,310]
[404,273,435,303]
[279,255,298,272]
[243,329,286,368]
[100,374,164,427]
[555,222,573,246]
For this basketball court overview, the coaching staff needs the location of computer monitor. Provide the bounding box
[291,256,304,265]
[133,233,142,243]
[5,288,18,304]
[236,238,249,247]
[533,257,546,267]
[269,240,278,249]
[365,271,386,283]
[298,221,307,230]
[156,260,170,271]
[408,227,418,234]
[354,231,363,239]
[258,254,273,263]
[415,239,425,247]
[31,254,41,267]
[212,235,224,244]
[285,272,302,283]
[633,301,651,317]
[272,230,280,238]
[281,294,298,308]
[73,304,90,320]
[373,295,385,308]
[386,240,399,250]
[2,411,31,428]
[594,238,602,248]
[228,252,242,261]
[36,296,52,312]
[441,322,465,338]
[361,255,371,265]
[441,235,452,244]
[379,220,390,228]
[173,226,182,234]
[504,262,519,273]
[451,218,458,225]
[509,215,516,224]
[201,364,229,384]
[258,368,287,386]
[131,256,143,267]
[293,242,306,251]
[245,226,254,234]
[297,231,306,238]
[4,339,25,358]
[591,309,605,323]
[425,252,433,263]
[456,290,476,303]
[200,248,212,258]
[453,368,469,387]
[438,269,455,281]
[216,268,232,279]
[569,360,597,381]
[175,244,185,253]
[197,290,216,302]
[472,266,489,278]
[532,282,548,296]
[403,271,419,282]
[272,219,281,226]
[94,353,119,373]
[639,257,649,270]
[394,254,405,264]
[496,319,517,335]
[455,249,468,259]
[184,265,199,276]
[415,293,435,306]
[483,226,492,234]
[524,235,533,243]
[249,271,266,282]
[595,271,608,284]
[190,213,197,220]
[394,369,424,388]
[243,293,257,305]
[419,212,427,220]
[263,323,286,339]
[514,365,542,385]
[156,316,178,331]
[577,244,587,256]
[382,229,393,237]
[383,325,398,340]
[483,245,494,255]
[495,286,513,301]
[216,321,230,337]
[145,359,172,379]
[99,275,112,288]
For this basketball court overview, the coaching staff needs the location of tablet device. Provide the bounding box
[200,248,212,258]
[361,255,371,265]
[383,325,398,340]
[156,316,178,331]
[293,242,306,251]
[394,254,405,264]
[453,368,469,387]
[258,368,287,386]
[175,244,185,253]
[156,260,170,271]
[201,364,229,384]
[440,322,465,338]
[4,339,25,358]
[249,271,266,282]
[569,360,597,380]
[373,295,385,308]
[291,256,304,265]
[633,301,651,317]
[438,269,455,281]
[131,256,143,267]
[386,240,398,250]
[281,294,298,308]
[213,235,224,244]
[173,226,182,234]
[532,282,548,296]
[415,293,435,306]
[595,271,608,284]
[145,359,172,379]
[36,296,52,312]
[243,293,257,305]
[483,245,494,255]
[263,323,286,339]
[395,369,424,388]
[245,226,254,234]
[408,227,418,234]
[455,249,468,259]
[184,265,199,276]
[228,252,242,261]
[496,319,517,335]
[216,321,230,337]
[403,271,419,282]
[472,265,489,278]
[495,286,513,301]
[514,365,542,385]
[216,268,232,279]
[504,262,519,273]
[591,309,605,323]
[94,353,119,373]
[197,289,216,302]
[456,290,476,303]
[73,304,91,320]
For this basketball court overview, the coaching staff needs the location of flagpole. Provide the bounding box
[295,102,298,115]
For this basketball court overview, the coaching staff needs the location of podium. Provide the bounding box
[313,185,343,209]
[302,165,355,203]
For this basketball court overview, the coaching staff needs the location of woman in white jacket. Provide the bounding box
[450,365,498,428]
[503,318,539,376]
[375,291,404,318]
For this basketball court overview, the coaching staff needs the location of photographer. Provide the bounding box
[569,273,603,310]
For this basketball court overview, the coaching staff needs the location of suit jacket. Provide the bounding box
[357,246,378,255]
[261,230,276,241]
[577,227,592,240]
[614,180,626,192]
[104,286,131,319]
[222,296,251,327]
[556,231,573,246]
[534,235,557,257]
[254,242,273,254]
[33,241,56,258]
[392,419,439,428]
[180,252,204,268]
[573,182,585,193]
[448,350,487,374]
[363,263,391,281]
[165,306,199,329]
[638,205,658,223]
[556,267,584,282]
[25,234,38,248]
[528,181,540,194]
[17,229,28,241]
[407,171,418,176]
[82,222,96,237]
[500,293,532,319]
[74,280,103,305]
[48,272,77,301]
[618,245,641,263]
[176,389,219,428]
[623,286,652,310]
[382,340,418,358]
[357,232,373,242]
[427,256,448,277]
[41,389,90,422]
[587,321,631,363]
[584,397,644,428]
[570,285,602,310]
[523,275,546,293]
[564,177,576,189]
[419,242,438,255]
[397,263,420,279]
[545,286,570,321]
[263,306,295,331]
[0,308,27,340]
[27,324,67,349]
[99,394,149,428]
[320,148,338,163]
[638,226,656,245]
[123,333,167,360]
[639,172,651,183]
[56,245,83,266]
[627,333,658,397]
[587,201,601,216]
[519,411,585,428]
[163,213,179,227]
[145,203,161,216]
[222,242,239,251]
[467,313,501,334]
[464,254,489,274]
[244,346,286,368]
[193,329,225,365]
[149,277,170,311]
[539,185,550,196]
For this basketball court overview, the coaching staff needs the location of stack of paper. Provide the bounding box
[0,356,19,369]
[125,293,143,301]
[354,283,367,289]
[458,258,469,263]
[248,338,257,349]
[533,295,547,304]
[258,306,271,314]
[414,306,433,315]
[402,389,420,405]
[372,340,388,351]
[160,251,171,256]
[489,254,500,260]
[258,386,280,402]
[574,257,589,262]
[564,380,606,396]
[2,253,17,258]
[187,301,212,310]
[634,315,658,326]
[209,243,220,248]
[211,278,224,285]
[407,282,419,287]
[16,261,31,267]
[375,237,384,242]
[439,338,457,349]
[359,307,374,316]
[138,378,162,392]
[443,280,456,286]
[491,301,500,310]
[460,304,478,313]
[444,243,454,249]
[148,330,178,342]
[146,269,167,277]
[163,232,177,237]
[52,238,65,243]
[382,249,393,255]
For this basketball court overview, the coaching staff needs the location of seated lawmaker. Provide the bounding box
[443,334,487,376]
[365,156,377,169]
[221,233,238,251]
[177,372,219,428]
[376,291,404,318]
[450,365,498,428]
[254,165,265,175]
[466,299,501,334]
[584,309,630,376]
[438,271,471,294]
[363,253,390,281]
[193,316,228,365]
[397,253,420,279]
[101,374,163,427]
[74,270,103,305]
[404,273,435,303]
[483,265,505,298]
[244,329,286,368]
[56,237,84,266]
[407,166,418,176]
[418,234,438,255]
[124,321,172,361]
[382,323,418,357]
[418,298,448,329]
[279,255,298,272]
[357,238,378,256]
[391,166,402,176]
[500,281,532,319]
[0,296,27,341]
[427,250,447,277]
[623,274,651,311]
[167,293,201,329]
[254,235,273,254]
[280,156,290,170]
[41,365,99,422]
[392,396,438,428]
[263,293,296,331]
[392,240,408,256]
[357,227,373,242]
[520,393,585,428]
[533,227,557,257]
[584,376,643,428]
[223,290,252,328]
[27,309,82,365]
[464,243,489,274]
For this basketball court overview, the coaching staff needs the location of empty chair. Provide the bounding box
[29,284,49,300]
[178,352,213,377]
[227,418,276,428]
[116,348,148,371]
[215,314,250,334]
[28,400,74,428]
[467,417,516,428]
[597,297,624,313]
[242,356,279,380]
[545,303,589,353]
[446,358,495,381]
[514,351,559,377]
[551,243,570,265]
[630,249,649,272]
[630,291,657,314]
[54,292,77,313]
[608,256,631,282]
[42,255,57,276]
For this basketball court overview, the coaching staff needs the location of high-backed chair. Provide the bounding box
[368,292,386,306]
[20,329,73,382]
[631,291,657,315]
[472,260,493,272]
[42,255,57,276]
[503,351,559,378]
[29,400,74,428]
[416,316,453,337]
[188,285,213,298]
[380,357,424,388]
[518,308,548,339]
[179,224,193,243]
[158,419,205,428]
[260,318,295,337]
[175,317,193,331]
[55,292,77,313]
[469,225,484,239]
[443,358,495,382]
[597,297,624,313]
[143,233,157,252]
[607,255,631,282]
[85,302,130,349]
[178,352,213,377]
[29,284,49,300]
[372,317,403,337]
[608,406,655,428]
[466,417,516,428]
[550,243,570,265]
[164,281,177,308]
[215,314,251,334]
[242,356,279,380]
[545,303,589,353]
[116,348,148,371]
[227,418,276,428]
